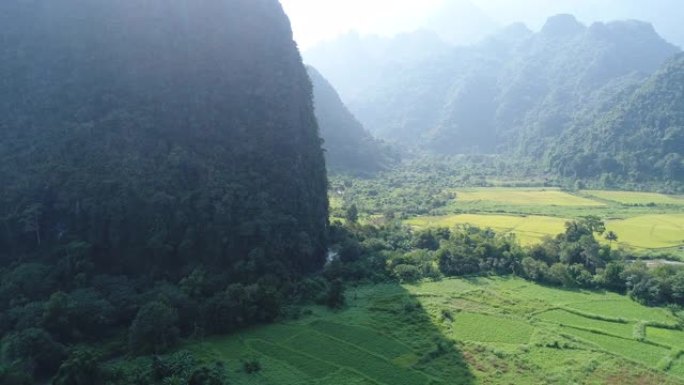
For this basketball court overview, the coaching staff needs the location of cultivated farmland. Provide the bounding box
[187,277,684,384]
[582,190,684,206]
[402,187,684,255]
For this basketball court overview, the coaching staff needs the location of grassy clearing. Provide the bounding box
[648,327,684,348]
[399,187,684,253]
[671,357,684,378]
[455,188,605,206]
[536,309,634,339]
[248,339,336,379]
[606,214,684,249]
[285,332,429,385]
[450,312,535,344]
[561,327,669,368]
[565,300,677,325]
[308,320,413,359]
[583,190,684,206]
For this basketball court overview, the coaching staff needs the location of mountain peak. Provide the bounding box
[498,22,533,40]
[541,14,585,37]
[424,0,499,45]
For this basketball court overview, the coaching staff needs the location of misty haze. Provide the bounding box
[0,1,683,384]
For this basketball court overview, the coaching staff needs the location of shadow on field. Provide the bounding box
[189,281,476,385]
[335,282,476,385]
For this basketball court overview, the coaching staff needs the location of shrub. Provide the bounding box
[52,348,102,385]
[393,264,421,283]
[325,279,345,309]
[188,363,226,385]
[0,328,66,377]
[129,301,179,355]
[242,359,261,374]
[0,364,34,385]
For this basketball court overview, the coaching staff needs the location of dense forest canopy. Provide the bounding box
[548,53,684,183]
[0,0,328,274]
[0,1,330,382]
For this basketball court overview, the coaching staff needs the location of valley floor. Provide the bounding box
[399,187,684,258]
[187,277,684,384]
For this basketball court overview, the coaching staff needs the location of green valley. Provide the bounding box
[402,187,684,253]
[174,277,684,384]
[2,1,684,384]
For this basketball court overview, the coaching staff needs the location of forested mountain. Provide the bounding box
[0,0,328,381]
[548,53,684,184]
[306,15,682,183]
[308,66,395,174]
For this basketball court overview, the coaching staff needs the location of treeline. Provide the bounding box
[329,215,684,308]
[0,259,344,384]
[329,155,548,218]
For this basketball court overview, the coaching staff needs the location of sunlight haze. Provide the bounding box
[280,0,684,49]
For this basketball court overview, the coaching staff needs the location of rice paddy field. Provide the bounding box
[581,190,684,206]
[455,188,605,207]
[403,188,684,256]
[187,277,684,384]
[406,214,568,245]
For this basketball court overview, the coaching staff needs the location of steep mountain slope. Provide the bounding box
[502,16,681,156]
[0,0,328,274]
[306,15,682,183]
[548,53,684,183]
[308,67,393,174]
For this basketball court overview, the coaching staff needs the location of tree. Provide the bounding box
[393,264,422,283]
[129,301,179,355]
[19,204,43,246]
[580,216,606,235]
[188,363,226,385]
[344,204,359,224]
[604,231,618,245]
[0,328,66,377]
[521,257,549,281]
[325,279,345,309]
[0,364,33,385]
[52,348,102,385]
[598,262,627,292]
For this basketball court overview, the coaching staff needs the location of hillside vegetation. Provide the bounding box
[3,2,684,385]
[307,15,683,186]
[0,0,330,383]
[308,66,396,174]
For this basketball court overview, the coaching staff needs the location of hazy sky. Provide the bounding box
[280,0,683,49]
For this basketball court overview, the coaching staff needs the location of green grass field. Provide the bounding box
[401,187,684,253]
[606,214,684,249]
[186,277,684,384]
[582,190,684,206]
[405,214,568,245]
[456,188,605,206]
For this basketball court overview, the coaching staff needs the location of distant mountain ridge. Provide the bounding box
[548,53,684,182]
[305,14,683,183]
[308,66,396,174]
